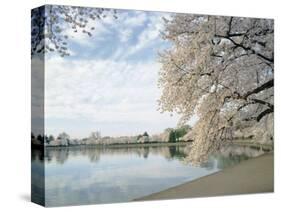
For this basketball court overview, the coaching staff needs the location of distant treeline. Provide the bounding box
[31,125,192,147]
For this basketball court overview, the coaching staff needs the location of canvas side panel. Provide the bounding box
[31,5,46,207]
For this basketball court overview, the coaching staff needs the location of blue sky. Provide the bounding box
[44,9,181,138]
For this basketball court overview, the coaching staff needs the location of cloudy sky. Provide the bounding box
[44,9,181,138]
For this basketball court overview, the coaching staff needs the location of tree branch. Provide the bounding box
[243,79,273,99]
[257,108,274,122]
[214,34,274,63]
[250,98,274,110]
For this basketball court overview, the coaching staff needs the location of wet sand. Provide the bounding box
[136,153,274,201]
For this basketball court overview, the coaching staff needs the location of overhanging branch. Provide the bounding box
[257,108,273,122]
[243,79,273,99]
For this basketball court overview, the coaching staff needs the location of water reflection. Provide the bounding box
[33,145,189,165]
[202,144,272,169]
[31,144,270,206]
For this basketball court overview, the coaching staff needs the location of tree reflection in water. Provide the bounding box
[32,144,189,164]
[32,143,271,167]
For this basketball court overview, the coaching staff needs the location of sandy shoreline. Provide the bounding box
[136,153,274,201]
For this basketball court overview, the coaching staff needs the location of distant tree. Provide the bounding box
[137,134,142,140]
[36,134,44,144]
[57,132,70,140]
[143,132,149,137]
[174,128,187,141]
[182,124,192,131]
[168,130,177,143]
[49,135,55,142]
[164,128,173,133]
[44,135,49,144]
[31,5,117,57]
[90,131,101,140]
[31,132,35,140]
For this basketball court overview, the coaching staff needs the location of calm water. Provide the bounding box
[31,144,270,206]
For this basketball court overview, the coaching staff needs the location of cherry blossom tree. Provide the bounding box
[158,14,274,163]
[31,5,117,57]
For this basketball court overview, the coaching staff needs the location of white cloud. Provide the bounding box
[122,13,171,58]
[119,29,133,43]
[62,10,148,50]
[45,57,179,137]
[122,11,148,27]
